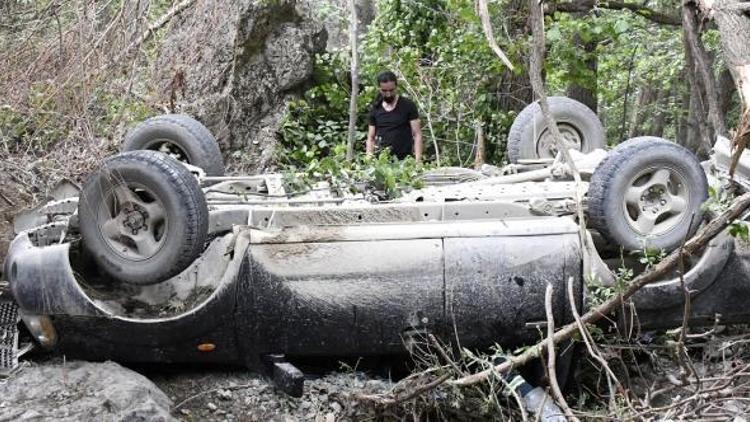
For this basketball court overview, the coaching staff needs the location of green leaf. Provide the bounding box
[546,26,562,42]
[614,19,630,34]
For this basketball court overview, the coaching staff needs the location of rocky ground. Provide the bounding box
[0,358,393,422]
[151,366,391,422]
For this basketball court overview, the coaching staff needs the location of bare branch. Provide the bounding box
[453,191,750,387]
[545,284,578,421]
[97,0,196,74]
[547,0,681,26]
[476,0,514,70]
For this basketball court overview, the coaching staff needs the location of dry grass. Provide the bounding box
[0,1,197,261]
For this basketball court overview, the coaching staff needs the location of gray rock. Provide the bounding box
[151,0,327,172]
[0,361,175,421]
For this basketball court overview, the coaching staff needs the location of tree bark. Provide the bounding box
[546,0,680,26]
[703,0,750,176]
[650,87,669,137]
[474,122,485,169]
[628,86,657,138]
[718,67,737,118]
[683,1,728,139]
[345,0,359,161]
[709,0,750,108]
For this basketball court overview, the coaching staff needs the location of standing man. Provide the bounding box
[366,71,423,163]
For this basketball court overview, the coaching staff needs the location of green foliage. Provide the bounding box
[278,0,524,171]
[283,145,428,199]
[703,184,734,214]
[546,9,686,143]
[729,221,750,243]
[637,246,666,269]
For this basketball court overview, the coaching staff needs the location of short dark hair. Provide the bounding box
[377,71,398,84]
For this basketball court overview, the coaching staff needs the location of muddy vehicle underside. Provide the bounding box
[4,100,750,395]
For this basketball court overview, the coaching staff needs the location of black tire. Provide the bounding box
[588,137,708,252]
[122,114,225,176]
[507,96,605,163]
[78,151,208,285]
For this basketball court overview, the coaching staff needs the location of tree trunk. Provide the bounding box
[718,67,737,118]
[710,0,750,109]
[649,87,669,137]
[487,0,532,161]
[682,1,728,139]
[628,86,657,138]
[474,122,485,169]
[345,0,359,162]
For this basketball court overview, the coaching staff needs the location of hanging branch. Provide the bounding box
[476,0,514,71]
[345,0,359,161]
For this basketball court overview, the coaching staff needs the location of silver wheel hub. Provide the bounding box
[623,167,690,236]
[99,183,167,261]
[536,123,583,159]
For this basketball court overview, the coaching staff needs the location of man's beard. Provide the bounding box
[383,96,396,104]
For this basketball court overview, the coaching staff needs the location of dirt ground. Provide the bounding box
[149,366,392,422]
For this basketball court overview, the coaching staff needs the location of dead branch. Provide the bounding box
[96,0,196,74]
[566,276,622,401]
[545,283,578,421]
[547,0,681,26]
[476,0,514,71]
[454,191,750,387]
[355,191,750,407]
[355,373,452,406]
[528,0,590,274]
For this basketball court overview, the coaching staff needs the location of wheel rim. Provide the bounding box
[622,166,690,237]
[144,139,191,164]
[535,123,583,159]
[97,181,168,261]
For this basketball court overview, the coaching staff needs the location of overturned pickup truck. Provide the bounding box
[3,97,749,393]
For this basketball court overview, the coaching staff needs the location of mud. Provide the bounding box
[79,233,241,319]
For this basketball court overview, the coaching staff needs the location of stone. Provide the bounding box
[151,0,327,172]
[0,361,174,421]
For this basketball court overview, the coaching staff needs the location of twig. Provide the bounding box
[354,373,452,406]
[0,191,14,206]
[527,0,591,279]
[453,191,750,387]
[675,214,702,391]
[544,283,578,421]
[97,0,196,74]
[566,276,622,400]
[174,383,260,410]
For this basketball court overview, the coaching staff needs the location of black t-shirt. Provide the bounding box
[369,97,419,159]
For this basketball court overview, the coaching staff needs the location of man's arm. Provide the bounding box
[410,119,423,163]
[366,125,376,156]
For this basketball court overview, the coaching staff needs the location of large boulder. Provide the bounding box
[0,361,175,421]
[151,0,327,172]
